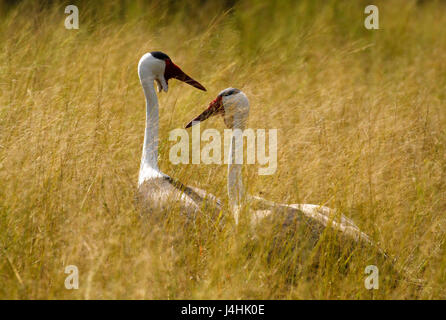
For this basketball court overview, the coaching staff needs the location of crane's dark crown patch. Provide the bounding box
[151,51,170,61]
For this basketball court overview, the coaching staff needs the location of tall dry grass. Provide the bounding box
[0,0,445,299]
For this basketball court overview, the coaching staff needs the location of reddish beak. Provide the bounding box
[164,59,206,91]
[185,95,223,128]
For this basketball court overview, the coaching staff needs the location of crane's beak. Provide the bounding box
[185,95,223,128]
[164,59,206,91]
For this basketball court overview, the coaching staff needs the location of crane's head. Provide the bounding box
[138,51,206,93]
[185,88,249,129]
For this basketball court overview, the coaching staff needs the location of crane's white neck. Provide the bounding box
[139,78,163,185]
[227,112,246,224]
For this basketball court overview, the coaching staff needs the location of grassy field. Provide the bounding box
[0,0,445,299]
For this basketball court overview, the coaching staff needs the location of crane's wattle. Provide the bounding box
[164,59,206,91]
